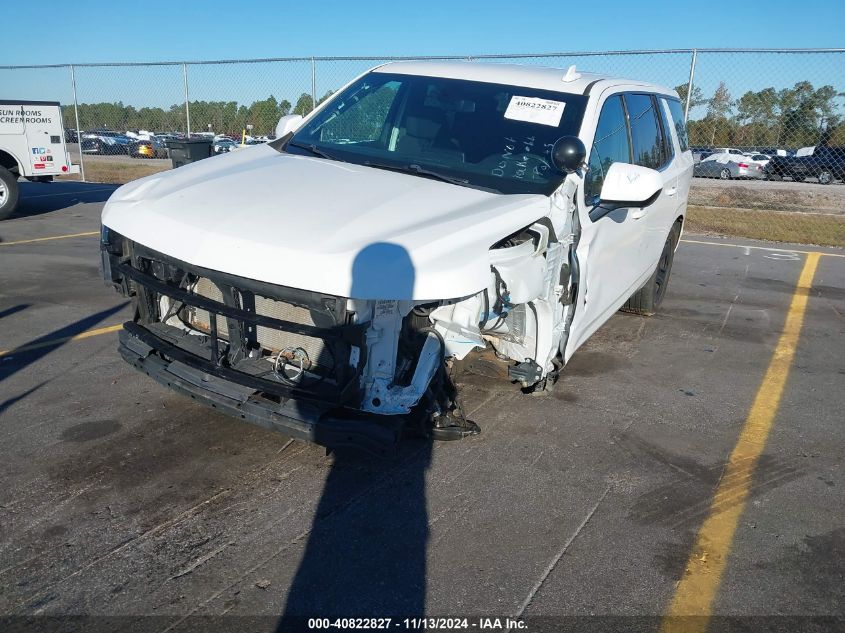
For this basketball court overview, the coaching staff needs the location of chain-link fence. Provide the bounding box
[2,49,844,245]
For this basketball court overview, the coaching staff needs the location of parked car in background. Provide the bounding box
[213,138,239,153]
[765,145,845,184]
[101,61,693,452]
[691,146,711,164]
[757,147,791,157]
[64,128,80,144]
[745,153,772,168]
[81,130,134,155]
[129,135,170,159]
[712,147,746,156]
[693,152,764,180]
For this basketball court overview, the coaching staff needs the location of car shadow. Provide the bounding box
[7,181,118,220]
[277,243,433,630]
[0,381,47,417]
[0,302,128,385]
[0,304,31,320]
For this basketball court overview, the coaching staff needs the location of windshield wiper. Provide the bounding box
[286,141,341,161]
[363,161,472,188]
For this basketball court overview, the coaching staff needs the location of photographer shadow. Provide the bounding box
[277,242,433,630]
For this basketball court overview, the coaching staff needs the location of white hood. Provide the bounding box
[102,144,550,300]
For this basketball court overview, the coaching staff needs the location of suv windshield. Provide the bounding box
[282,71,588,195]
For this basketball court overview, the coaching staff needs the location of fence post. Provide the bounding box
[310,57,317,112]
[69,64,85,182]
[182,62,191,135]
[684,48,698,122]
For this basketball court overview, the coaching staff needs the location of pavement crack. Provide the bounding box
[512,485,610,621]
[13,488,232,611]
[718,292,741,336]
[158,443,435,631]
[169,540,235,580]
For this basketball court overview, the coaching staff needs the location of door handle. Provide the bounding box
[665,186,678,197]
[630,208,647,220]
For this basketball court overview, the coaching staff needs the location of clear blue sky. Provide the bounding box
[3,0,844,65]
[2,0,843,121]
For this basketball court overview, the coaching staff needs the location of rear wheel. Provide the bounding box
[0,166,20,221]
[621,222,681,316]
[719,167,731,180]
[818,169,833,185]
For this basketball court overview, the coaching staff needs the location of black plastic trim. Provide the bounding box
[129,242,344,314]
[582,79,603,95]
[123,322,358,405]
[116,262,363,343]
[119,330,403,456]
[589,188,663,222]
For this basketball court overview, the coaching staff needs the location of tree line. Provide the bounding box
[62,92,333,136]
[677,80,845,148]
[63,80,844,147]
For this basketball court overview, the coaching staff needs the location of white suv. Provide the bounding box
[101,61,693,453]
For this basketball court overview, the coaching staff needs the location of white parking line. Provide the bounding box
[681,238,845,258]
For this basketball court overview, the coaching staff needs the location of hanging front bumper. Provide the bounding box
[119,323,404,455]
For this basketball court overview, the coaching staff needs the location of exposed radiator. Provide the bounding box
[183,278,333,369]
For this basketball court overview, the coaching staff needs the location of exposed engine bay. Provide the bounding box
[101,177,581,452]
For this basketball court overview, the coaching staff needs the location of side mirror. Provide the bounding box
[275,114,303,139]
[551,136,587,174]
[592,162,663,220]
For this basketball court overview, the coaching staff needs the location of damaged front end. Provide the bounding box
[100,228,475,455]
[429,207,580,396]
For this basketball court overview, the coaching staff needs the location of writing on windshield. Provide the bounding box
[285,71,588,195]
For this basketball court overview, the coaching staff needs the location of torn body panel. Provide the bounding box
[430,175,580,386]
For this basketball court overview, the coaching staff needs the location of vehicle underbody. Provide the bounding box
[101,181,582,454]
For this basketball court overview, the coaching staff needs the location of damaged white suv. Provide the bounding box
[100,61,692,453]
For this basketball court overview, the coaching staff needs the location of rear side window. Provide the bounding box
[584,95,631,204]
[624,93,668,170]
[664,98,689,151]
[656,99,675,163]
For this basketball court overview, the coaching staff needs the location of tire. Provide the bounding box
[719,167,731,180]
[621,223,681,317]
[0,166,20,221]
[818,169,833,185]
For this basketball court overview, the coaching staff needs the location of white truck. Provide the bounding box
[0,100,80,220]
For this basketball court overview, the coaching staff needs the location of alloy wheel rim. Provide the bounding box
[819,171,831,184]
[0,180,7,203]
[720,169,730,179]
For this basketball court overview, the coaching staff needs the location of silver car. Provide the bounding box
[693,153,765,180]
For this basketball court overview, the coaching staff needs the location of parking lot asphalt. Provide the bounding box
[1,181,843,631]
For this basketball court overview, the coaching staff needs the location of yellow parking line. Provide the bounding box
[660,251,820,633]
[0,231,99,246]
[681,238,845,258]
[0,324,123,358]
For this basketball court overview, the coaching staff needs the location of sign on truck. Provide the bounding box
[0,100,80,220]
